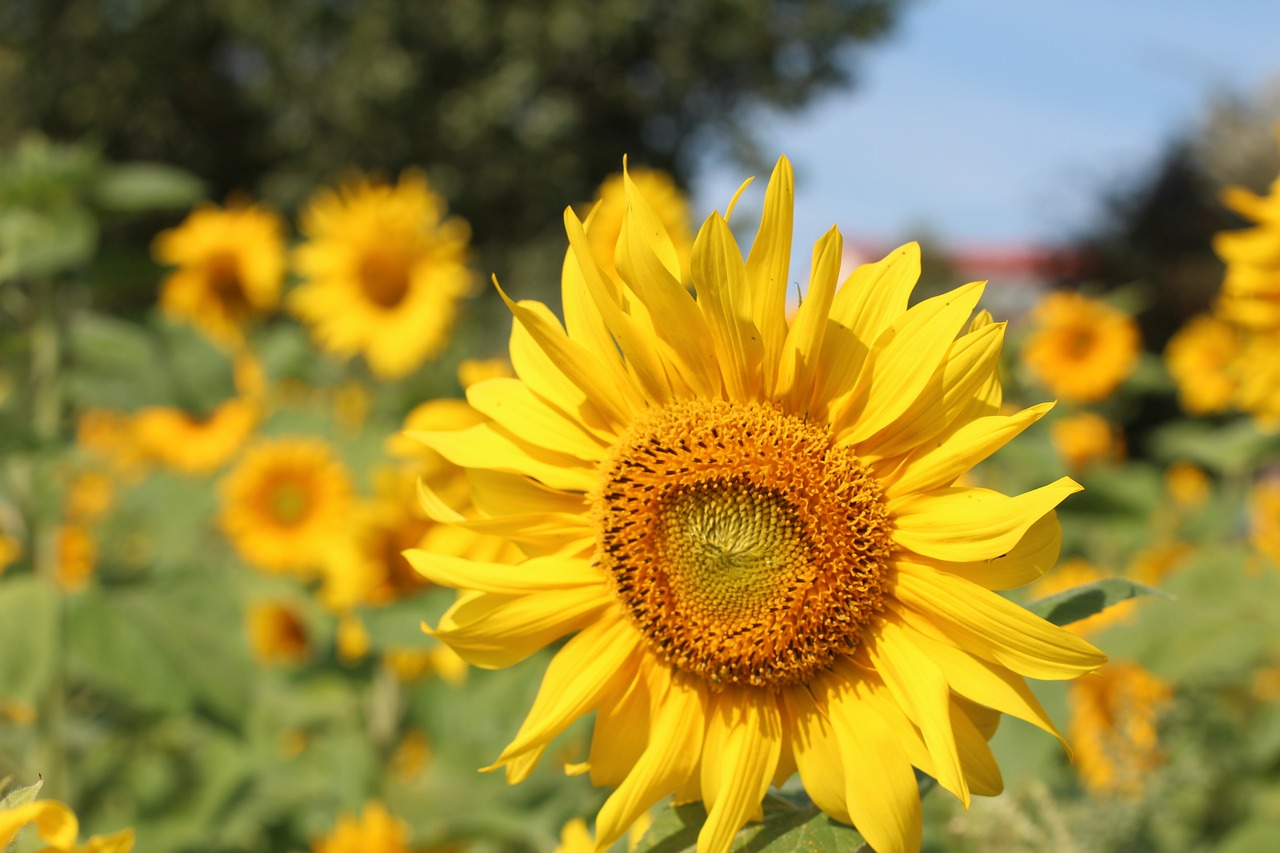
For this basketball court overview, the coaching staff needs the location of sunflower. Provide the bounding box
[1249,477,1280,567]
[219,438,354,574]
[407,159,1105,853]
[1050,413,1123,471]
[246,600,311,666]
[1214,164,1280,331]
[586,167,694,284]
[1067,661,1172,798]
[1021,291,1140,403]
[289,171,475,379]
[312,802,413,853]
[1164,313,1240,416]
[132,397,259,475]
[54,523,97,591]
[152,201,286,347]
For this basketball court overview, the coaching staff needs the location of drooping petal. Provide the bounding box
[429,587,609,668]
[698,688,783,853]
[951,701,1004,797]
[589,667,653,787]
[919,512,1063,591]
[893,563,1107,680]
[490,615,641,777]
[782,687,852,824]
[594,670,707,851]
[891,478,1080,563]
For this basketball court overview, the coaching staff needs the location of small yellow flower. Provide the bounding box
[383,645,467,685]
[390,729,432,781]
[312,802,413,853]
[1068,661,1173,798]
[1022,291,1141,403]
[132,398,259,475]
[290,171,475,379]
[1250,478,1280,567]
[336,613,372,663]
[246,600,311,666]
[219,438,354,574]
[54,524,97,591]
[1164,462,1210,508]
[1164,313,1241,415]
[1050,413,1123,470]
[64,470,113,523]
[76,409,146,476]
[586,167,694,283]
[152,201,286,347]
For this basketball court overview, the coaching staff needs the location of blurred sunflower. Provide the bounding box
[408,159,1104,853]
[54,523,97,591]
[246,600,311,666]
[1164,462,1211,508]
[1050,413,1123,471]
[1232,330,1280,426]
[132,397,259,475]
[290,171,475,379]
[1068,661,1172,798]
[586,166,694,283]
[152,201,286,347]
[1214,157,1280,330]
[219,438,354,574]
[1021,291,1140,403]
[312,802,413,853]
[1164,313,1240,415]
[1249,477,1280,566]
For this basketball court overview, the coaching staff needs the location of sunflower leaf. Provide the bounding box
[1026,578,1171,627]
[632,794,867,853]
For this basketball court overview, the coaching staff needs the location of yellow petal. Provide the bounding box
[467,377,610,462]
[951,703,1004,797]
[868,619,968,806]
[430,587,608,668]
[562,207,632,388]
[564,208,673,405]
[691,213,760,400]
[744,157,795,398]
[839,281,985,445]
[893,563,1107,680]
[781,687,852,825]
[811,243,921,420]
[594,671,707,851]
[589,669,653,787]
[405,551,602,594]
[469,469,588,518]
[492,615,640,774]
[884,403,1054,499]
[891,478,1080,563]
[893,607,1063,744]
[414,422,597,493]
[819,670,923,853]
[920,512,1063,591]
[74,828,137,853]
[698,688,783,853]
[0,801,78,849]
[776,226,842,410]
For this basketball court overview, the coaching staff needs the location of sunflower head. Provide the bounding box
[1165,313,1241,415]
[290,171,475,379]
[1022,290,1140,403]
[219,438,354,574]
[132,397,259,475]
[312,802,413,853]
[246,600,311,666]
[409,158,1105,853]
[1068,661,1172,798]
[152,201,286,347]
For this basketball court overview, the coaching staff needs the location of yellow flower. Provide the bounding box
[1214,151,1280,331]
[390,729,432,781]
[384,645,467,685]
[219,438,354,574]
[290,171,475,379]
[554,814,652,853]
[75,409,146,476]
[1164,313,1240,415]
[246,600,311,666]
[152,201,286,347]
[586,167,694,283]
[64,470,113,523]
[54,524,97,591]
[0,796,134,853]
[313,802,413,853]
[1233,330,1280,427]
[408,159,1104,853]
[1250,478,1280,567]
[132,397,259,475]
[1050,413,1123,470]
[1164,462,1210,508]
[1068,661,1172,798]
[1022,291,1140,403]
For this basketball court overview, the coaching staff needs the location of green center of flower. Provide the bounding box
[595,398,893,689]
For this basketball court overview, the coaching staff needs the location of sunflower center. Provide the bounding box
[594,398,893,688]
[1063,327,1097,359]
[358,253,412,308]
[205,251,248,309]
[269,481,311,526]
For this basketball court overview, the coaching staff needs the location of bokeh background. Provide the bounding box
[4,2,1280,851]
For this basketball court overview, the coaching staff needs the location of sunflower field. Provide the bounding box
[5,7,1280,853]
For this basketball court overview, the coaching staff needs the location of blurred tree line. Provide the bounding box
[0,0,908,314]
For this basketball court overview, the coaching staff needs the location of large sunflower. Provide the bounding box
[289,171,475,379]
[152,201,286,347]
[408,159,1105,853]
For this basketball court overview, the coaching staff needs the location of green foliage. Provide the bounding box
[635,793,869,853]
[1027,578,1170,628]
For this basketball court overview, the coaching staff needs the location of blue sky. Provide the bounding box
[693,0,1280,251]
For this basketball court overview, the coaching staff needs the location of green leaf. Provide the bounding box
[0,204,97,281]
[0,575,59,703]
[0,776,43,809]
[1025,578,1170,627]
[1149,418,1280,476]
[633,794,867,853]
[93,162,205,212]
